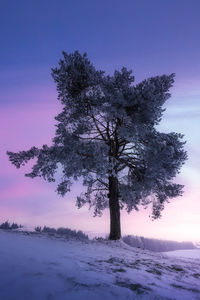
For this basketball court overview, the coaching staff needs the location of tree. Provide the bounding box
[7,51,187,240]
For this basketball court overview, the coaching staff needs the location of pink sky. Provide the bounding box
[0,80,200,242]
[1,1,200,244]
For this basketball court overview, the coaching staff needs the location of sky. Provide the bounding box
[0,0,200,241]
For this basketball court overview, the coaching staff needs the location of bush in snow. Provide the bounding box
[42,226,57,234]
[34,225,88,240]
[57,227,88,240]
[122,235,195,252]
[0,221,23,230]
[35,226,42,232]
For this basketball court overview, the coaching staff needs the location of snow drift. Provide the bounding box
[122,235,195,252]
[0,230,200,299]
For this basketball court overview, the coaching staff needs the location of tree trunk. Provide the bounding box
[108,175,121,240]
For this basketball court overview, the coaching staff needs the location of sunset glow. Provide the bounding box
[0,0,200,242]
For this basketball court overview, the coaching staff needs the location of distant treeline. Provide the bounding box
[34,226,88,240]
[0,221,23,230]
[122,235,195,252]
[0,221,88,240]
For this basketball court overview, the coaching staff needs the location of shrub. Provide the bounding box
[42,226,57,234]
[34,225,88,240]
[35,226,42,232]
[0,221,10,229]
[0,221,23,230]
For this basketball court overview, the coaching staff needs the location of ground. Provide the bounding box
[0,230,200,300]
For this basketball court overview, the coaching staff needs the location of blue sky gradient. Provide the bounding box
[0,0,200,240]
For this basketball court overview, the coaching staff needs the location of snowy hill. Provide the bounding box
[0,230,200,300]
[122,235,195,252]
[194,241,200,249]
[165,249,200,259]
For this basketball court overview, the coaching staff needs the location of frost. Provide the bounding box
[7,51,187,233]
[0,231,199,299]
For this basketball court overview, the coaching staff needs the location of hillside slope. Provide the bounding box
[122,235,195,252]
[0,230,200,300]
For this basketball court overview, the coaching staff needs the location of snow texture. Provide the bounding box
[0,230,200,300]
[122,235,195,252]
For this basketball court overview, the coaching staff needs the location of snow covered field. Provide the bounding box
[164,249,200,260]
[0,230,200,300]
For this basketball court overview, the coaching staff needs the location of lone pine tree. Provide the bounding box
[7,51,187,240]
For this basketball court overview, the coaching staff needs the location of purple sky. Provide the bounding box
[0,0,200,241]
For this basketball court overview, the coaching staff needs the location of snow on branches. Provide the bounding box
[7,51,187,221]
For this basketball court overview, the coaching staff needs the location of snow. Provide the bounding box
[164,249,200,259]
[0,230,200,300]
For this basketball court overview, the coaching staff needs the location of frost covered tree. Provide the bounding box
[7,51,187,240]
